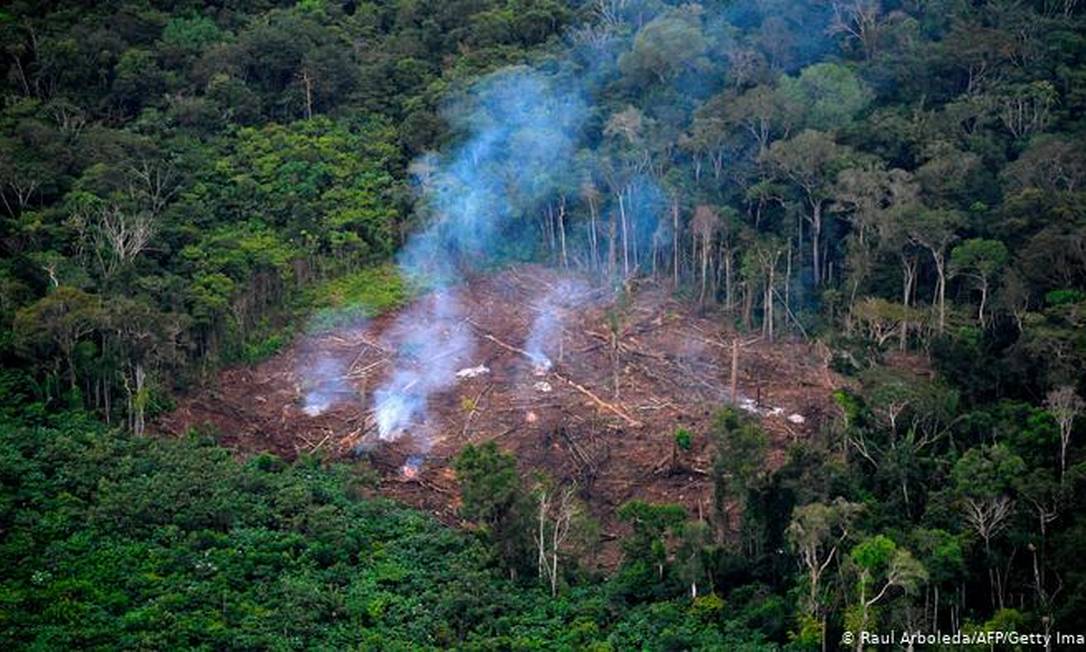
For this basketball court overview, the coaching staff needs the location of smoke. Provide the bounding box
[372,68,591,438]
[524,278,594,374]
[373,291,473,438]
[371,0,845,439]
[398,69,588,281]
[299,351,355,416]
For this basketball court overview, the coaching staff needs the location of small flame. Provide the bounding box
[529,353,552,376]
[375,390,419,440]
[401,454,424,479]
[303,394,331,416]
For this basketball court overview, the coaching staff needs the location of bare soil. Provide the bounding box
[158,264,841,567]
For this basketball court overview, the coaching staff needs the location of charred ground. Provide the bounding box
[159,265,838,565]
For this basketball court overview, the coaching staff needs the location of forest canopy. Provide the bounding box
[2,0,1086,649]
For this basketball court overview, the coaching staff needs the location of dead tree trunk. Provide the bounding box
[588,193,600,272]
[900,253,916,351]
[557,196,568,269]
[618,191,630,278]
[730,338,740,404]
[607,210,617,279]
[810,201,823,286]
[672,198,680,288]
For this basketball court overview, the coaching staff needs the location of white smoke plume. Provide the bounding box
[373,290,473,439]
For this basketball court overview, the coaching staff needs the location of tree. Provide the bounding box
[675,520,712,600]
[532,478,594,597]
[617,500,686,584]
[765,130,855,286]
[951,239,1008,325]
[952,444,1026,610]
[672,426,693,471]
[106,297,185,435]
[701,83,799,160]
[832,161,918,321]
[908,209,964,335]
[13,287,104,392]
[828,0,888,60]
[710,409,769,541]
[1002,136,1086,195]
[848,535,927,646]
[910,528,965,632]
[994,81,1058,140]
[617,8,707,86]
[776,63,873,131]
[852,298,922,348]
[1044,386,1084,482]
[691,204,719,304]
[787,498,863,648]
[741,234,787,341]
[454,442,530,577]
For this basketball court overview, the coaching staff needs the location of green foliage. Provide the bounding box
[1045,289,1086,307]
[4,0,1086,643]
[709,408,769,537]
[952,444,1026,500]
[618,8,708,86]
[951,239,1008,280]
[453,441,531,573]
[614,500,687,598]
[776,63,873,131]
[304,264,408,331]
[0,410,774,648]
[454,441,521,527]
[674,427,692,452]
[850,534,897,574]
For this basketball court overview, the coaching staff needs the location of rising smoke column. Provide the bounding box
[300,352,352,416]
[372,290,472,440]
[523,278,595,375]
[296,318,369,417]
[373,68,588,439]
[371,0,843,438]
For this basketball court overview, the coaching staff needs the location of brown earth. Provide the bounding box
[157,264,841,567]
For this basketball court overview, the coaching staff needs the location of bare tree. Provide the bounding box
[95,205,157,280]
[963,496,1014,556]
[997,81,1057,140]
[828,0,884,60]
[48,100,88,141]
[535,482,581,597]
[127,160,178,219]
[1045,386,1085,481]
[962,495,1015,609]
[0,164,40,217]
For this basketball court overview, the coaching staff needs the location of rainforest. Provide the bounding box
[2,0,1086,649]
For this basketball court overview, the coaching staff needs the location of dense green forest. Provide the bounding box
[3,0,1086,648]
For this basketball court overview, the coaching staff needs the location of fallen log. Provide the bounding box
[553,372,643,427]
[466,321,538,360]
[308,433,331,454]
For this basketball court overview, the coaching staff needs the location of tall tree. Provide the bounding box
[787,498,863,651]
[1044,386,1084,482]
[950,238,1008,325]
[908,209,964,335]
[765,130,855,286]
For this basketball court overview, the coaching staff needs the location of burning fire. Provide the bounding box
[401,454,423,479]
[529,353,552,376]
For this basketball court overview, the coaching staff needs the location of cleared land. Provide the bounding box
[159,265,839,564]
